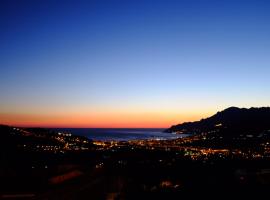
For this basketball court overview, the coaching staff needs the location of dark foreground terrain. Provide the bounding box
[1,123,270,199]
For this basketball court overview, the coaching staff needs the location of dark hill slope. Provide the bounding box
[165,107,270,135]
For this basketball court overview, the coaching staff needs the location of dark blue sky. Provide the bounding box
[1,0,270,127]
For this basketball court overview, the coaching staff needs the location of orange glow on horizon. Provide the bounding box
[0,111,213,128]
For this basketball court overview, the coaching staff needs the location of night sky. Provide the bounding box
[1,0,270,127]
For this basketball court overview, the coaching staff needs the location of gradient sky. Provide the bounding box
[1,0,270,128]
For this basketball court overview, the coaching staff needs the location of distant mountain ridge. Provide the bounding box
[165,107,270,135]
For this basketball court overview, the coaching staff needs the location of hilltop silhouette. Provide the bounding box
[165,107,270,136]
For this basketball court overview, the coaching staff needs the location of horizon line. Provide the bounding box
[0,124,167,129]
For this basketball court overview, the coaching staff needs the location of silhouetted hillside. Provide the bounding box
[165,107,270,136]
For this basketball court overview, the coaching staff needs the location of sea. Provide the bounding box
[50,128,189,141]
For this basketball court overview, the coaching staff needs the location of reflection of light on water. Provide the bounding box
[52,128,191,141]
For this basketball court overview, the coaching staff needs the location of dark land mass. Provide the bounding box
[165,107,270,136]
[1,107,270,199]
